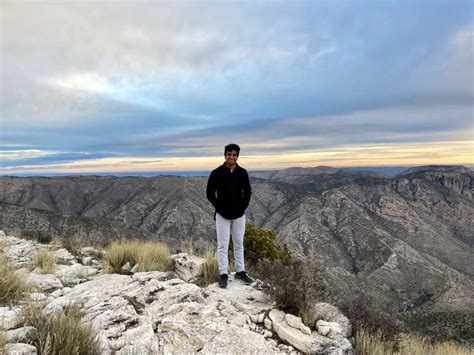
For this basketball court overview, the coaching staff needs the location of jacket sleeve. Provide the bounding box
[242,170,251,210]
[206,170,218,209]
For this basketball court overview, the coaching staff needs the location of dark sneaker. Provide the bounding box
[234,271,254,284]
[218,274,228,288]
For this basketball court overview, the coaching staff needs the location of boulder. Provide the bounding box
[27,273,63,292]
[170,253,206,282]
[307,302,352,338]
[269,309,352,354]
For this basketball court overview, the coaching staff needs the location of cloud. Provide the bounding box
[1,0,472,172]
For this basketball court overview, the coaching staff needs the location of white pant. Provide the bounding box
[215,212,245,275]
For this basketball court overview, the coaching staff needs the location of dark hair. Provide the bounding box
[224,143,240,156]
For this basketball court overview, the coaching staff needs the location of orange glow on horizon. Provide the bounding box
[1,140,472,174]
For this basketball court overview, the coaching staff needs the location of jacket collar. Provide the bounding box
[222,161,239,171]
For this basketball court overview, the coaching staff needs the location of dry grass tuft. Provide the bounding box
[20,301,102,355]
[104,240,173,274]
[179,238,197,256]
[201,248,219,286]
[0,254,34,306]
[396,332,474,355]
[355,325,474,355]
[355,326,397,355]
[31,248,56,274]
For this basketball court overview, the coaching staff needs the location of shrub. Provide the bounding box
[397,333,474,355]
[337,283,403,342]
[242,221,292,266]
[21,230,52,244]
[253,255,329,319]
[61,237,84,257]
[31,249,56,274]
[355,326,474,355]
[355,325,398,355]
[0,254,34,306]
[20,301,102,355]
[401,310,474,346]
[104,240,173,274]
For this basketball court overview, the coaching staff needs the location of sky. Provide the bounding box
[1,0,473,175]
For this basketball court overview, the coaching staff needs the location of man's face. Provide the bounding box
[225,150,238,165]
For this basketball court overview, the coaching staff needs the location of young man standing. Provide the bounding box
[206,143,254,288]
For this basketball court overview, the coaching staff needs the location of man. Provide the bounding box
[206,143,254,288]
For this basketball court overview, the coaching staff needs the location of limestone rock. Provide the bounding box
[264,318,273,330]
[5,326,37,343]
[316,319,331,336]
[285,313,311,335]
[29,293,47,302]
[27,273,63,292]
[54,264,98,287]
[53,248,77,265]
[121,261,132,273]
[0,306,21,330]
[0,235,36,268]
[307,302,352,337]
[4,343,38,355]
[170,252,206,282]
[269,309,350,354]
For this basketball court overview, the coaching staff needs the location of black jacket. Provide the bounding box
[206,162,251,220]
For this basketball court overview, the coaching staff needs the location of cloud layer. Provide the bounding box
[1,1,473,173]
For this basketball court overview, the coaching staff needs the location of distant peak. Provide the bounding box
[397,165,471,176]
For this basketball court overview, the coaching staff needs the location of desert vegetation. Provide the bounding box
[31,248,56,274]
[103,240,174,274]
[19,301,102,355]
[0,252,34,306]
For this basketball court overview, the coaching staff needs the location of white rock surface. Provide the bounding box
[0,235,36,268]
[53,248,77,265]
[5,326,37,343]
[5,343,38,355]
[317,319,331,336]
[29,293,47,302]
[269,309,349,354]
[170,252,206,282]
[309,302,352,338]
[27,273,63,292]
[0,307,22,330]
[54,263,98,287]
[0,231,354,355]
[285,313,312,335]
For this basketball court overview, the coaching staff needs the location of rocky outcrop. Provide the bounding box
[0,231,354,354]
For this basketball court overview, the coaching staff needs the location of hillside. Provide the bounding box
[0,164,472,341]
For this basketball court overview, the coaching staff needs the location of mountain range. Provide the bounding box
[0,164,472,335]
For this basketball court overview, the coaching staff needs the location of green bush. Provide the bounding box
[227,220,292,268]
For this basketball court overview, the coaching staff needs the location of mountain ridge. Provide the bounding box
[0,164,472,333]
